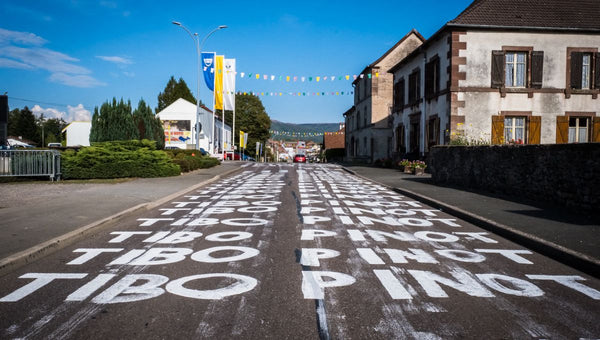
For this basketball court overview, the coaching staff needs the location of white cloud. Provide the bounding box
[31,104,91,122]
[0,28,104,88]
[96,55,133,65]
[122,71,135,77]
[68,104,92,121]
[0,57,34,69]
[49,73,106,88]
[1,46,90,74]
[32,105,65,120]
[0,28,47,46]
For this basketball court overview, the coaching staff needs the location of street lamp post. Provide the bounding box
[172,21,227,151]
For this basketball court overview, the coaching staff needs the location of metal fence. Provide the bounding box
[0,150,61,181]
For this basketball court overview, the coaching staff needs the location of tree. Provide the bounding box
[156,76,199,112]
[40,117,67,145]
[8,107,38,144]
[133,99,165,149]
[228,94,271,156]
[90,98,139,142]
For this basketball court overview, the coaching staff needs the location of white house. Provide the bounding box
[389,0,600,159]
[156,98,232,153]
[61,121,91,146]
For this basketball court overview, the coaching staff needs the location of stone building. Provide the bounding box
[390,0,600,159]
[344,30,425,163]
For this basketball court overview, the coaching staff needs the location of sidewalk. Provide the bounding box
[0,162,244,265]
[343,165,600,277]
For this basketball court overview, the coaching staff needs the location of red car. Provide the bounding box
[293,154,307,163]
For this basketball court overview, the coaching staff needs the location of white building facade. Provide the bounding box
[389,0,600,159]
[61,121,91,147]
[156,98,232,152]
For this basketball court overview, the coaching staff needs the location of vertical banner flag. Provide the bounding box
[201,52,216,91]
[223,58,236,110]
[243,132,248,148]
[239,130,245,148]
[215,55,224,110]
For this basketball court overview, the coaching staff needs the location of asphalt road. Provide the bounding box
[1,163,599,339]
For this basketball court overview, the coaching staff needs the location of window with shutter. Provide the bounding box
[399,79,405,108]
[570,52,583,89]
[528,116,541,144]
[491,115,504,144]
[491,51,505,88]
[505,52,527,87]
[408,71,420,104]
[425,61,433,98]
[394,79,405,110]
[504,116,526,143]
[555,116,569,144]
[531,51,544,89]
[568,117,591,143]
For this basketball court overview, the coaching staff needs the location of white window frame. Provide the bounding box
[582,53,591,90]
[568,117,590,143]
[504,116,526,144]
[505,52,527,88]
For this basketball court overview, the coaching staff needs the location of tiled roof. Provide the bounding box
[448,0,600,30]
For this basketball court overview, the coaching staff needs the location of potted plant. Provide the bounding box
[399,159,412,173]
[411,160,427,175]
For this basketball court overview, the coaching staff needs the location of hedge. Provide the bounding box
[61,140,180,179]
[164,149,220,172]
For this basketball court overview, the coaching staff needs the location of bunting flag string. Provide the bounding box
[269,130,345,137]
[232,90,354,97]
[212,69,380,82]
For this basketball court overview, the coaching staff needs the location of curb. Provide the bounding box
[0,165,244,277]
[343,166,600,278]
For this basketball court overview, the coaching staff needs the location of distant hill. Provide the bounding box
[270,120,342,142]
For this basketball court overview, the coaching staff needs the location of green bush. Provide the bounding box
[61,140,180,179]
[164,149,220,172]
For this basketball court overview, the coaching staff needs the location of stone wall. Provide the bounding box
[429,144,600,211]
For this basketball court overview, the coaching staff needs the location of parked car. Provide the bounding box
[293,154,307,163]
[47,143,62,148]
[226,152,253,161]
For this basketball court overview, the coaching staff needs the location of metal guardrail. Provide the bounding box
[0,150,61,181]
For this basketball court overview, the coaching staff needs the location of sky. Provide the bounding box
[1,0,474,124]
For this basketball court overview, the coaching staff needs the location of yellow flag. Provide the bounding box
[239,130,245,147]
[215,55,224,110]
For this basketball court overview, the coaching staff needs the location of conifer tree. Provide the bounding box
[90,98,139,142]
[156,76,199,112]
[133,99,165,149]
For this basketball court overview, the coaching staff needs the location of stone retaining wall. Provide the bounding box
[429,144,600,211]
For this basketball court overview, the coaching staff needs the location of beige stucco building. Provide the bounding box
[344,30,425,163]
[389,0,600,159]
